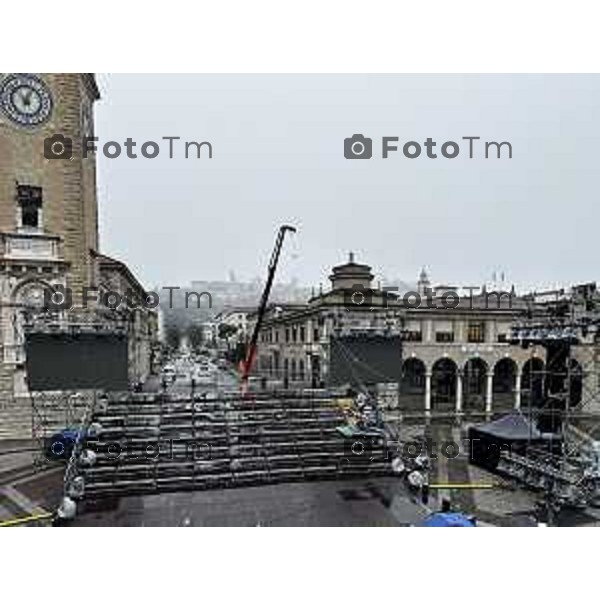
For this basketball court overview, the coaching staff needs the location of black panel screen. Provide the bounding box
[25,332,129,391]
[328,335,402,387]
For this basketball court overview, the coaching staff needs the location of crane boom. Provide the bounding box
[241,224,296,383]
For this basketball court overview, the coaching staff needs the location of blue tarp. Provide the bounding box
[420,512,476,527]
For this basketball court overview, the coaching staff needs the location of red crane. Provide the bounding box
[241,224,296,385]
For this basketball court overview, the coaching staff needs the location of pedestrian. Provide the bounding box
[421,483,430,505]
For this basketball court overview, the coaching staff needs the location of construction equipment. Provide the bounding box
[499,283,600,516]
[241,225,296,385]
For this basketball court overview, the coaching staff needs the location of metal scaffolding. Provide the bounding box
[74,390,396,502]
[500,283,600,518]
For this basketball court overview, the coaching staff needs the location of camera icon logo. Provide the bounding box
[344,284,374,310]
[344,134,372,159]
[44,134,73,160]
[44,284,73,310]
[343,435,376,462]
[44,434,74,462]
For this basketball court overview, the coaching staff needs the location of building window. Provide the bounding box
[300,326,305,342]
[292,328,297,343]
[436,331,454,343]
[497,333,507,343]
[467,322,485,343]
[275,331,279,343]
[17,185,42,229]
[285,328,290,343]
[404,330,423,342]
[299,359,305,381]
[313,328,320,342]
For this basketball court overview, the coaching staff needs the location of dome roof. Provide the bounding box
[328,252,374,290]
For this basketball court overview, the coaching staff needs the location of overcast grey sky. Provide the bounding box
[95,74,600,293]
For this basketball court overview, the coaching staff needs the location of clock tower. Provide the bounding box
[0,74,157,439]
[0,74,101,426]
[0,73,100,292]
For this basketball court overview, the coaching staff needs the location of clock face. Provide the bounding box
[20,284,46,308]
[0,74,53,127]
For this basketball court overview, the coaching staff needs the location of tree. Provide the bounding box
[218,323,238,339]
[164,323,182,349]
[187,323,204,348]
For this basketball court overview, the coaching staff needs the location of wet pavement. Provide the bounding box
[74,477,429,526]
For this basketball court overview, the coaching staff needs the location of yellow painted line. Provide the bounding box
[0,511,53,527]
[429,483,496,490]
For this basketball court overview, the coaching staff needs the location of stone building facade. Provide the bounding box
[93,252,158,384]
[251,254,551,414]
[0,73,157,437]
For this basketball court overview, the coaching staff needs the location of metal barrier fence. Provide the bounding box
[31,390,99,470]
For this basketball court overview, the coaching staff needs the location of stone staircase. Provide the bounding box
[0,396,32,440]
